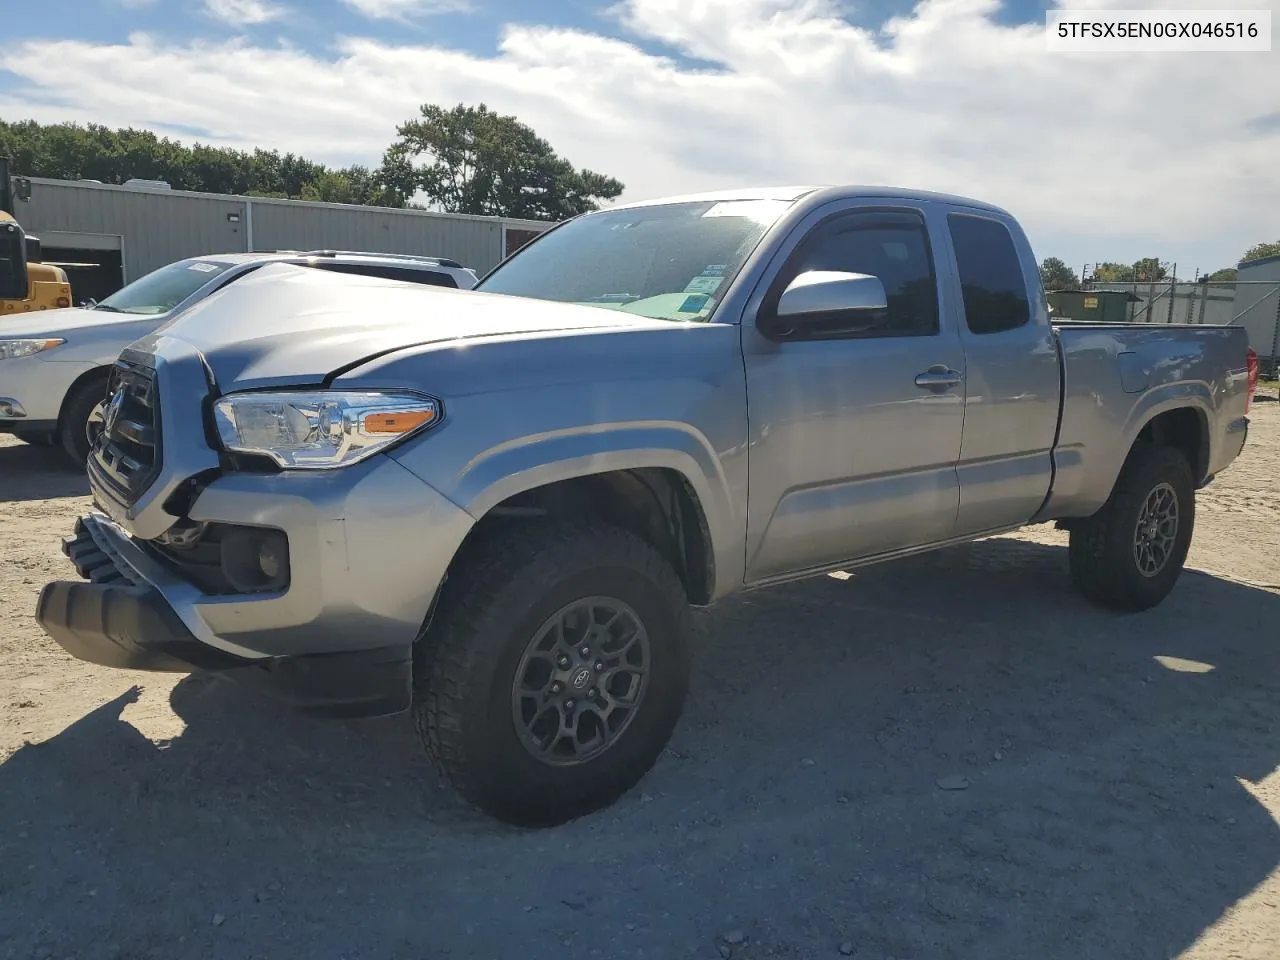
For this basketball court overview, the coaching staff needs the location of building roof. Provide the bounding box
[1238,252,1280,269]
[23,176,552,229]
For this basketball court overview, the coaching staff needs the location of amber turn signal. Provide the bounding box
[360,409,437,434]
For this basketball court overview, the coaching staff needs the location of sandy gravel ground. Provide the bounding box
[1,402,1277,960]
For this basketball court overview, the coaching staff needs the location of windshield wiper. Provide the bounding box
[92,304,124,313]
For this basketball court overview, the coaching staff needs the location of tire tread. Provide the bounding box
[59,373,110,466]
[413,520,690,824]
[1068,441,1195,612]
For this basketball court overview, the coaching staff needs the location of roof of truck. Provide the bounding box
[612,185,1011,215]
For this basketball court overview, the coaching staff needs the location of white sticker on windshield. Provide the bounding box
[701,199,794,225]
[188,262,218,272]
[683,275,724,295]
[703,201,766,218]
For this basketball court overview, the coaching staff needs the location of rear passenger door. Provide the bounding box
[944,211,1061,535]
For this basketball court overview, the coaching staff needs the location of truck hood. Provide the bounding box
[136,262,680,391]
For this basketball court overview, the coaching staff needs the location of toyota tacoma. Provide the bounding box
[33,186,1257,825]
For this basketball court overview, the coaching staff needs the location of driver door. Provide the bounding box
[742,202,967,581]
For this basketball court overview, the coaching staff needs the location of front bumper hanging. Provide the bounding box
[35,517,414,718]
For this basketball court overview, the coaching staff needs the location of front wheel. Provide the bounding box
[59,375,110,466]
[414,521,692,826]
[1068,442,1195,612]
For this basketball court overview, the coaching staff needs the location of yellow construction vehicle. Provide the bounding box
[1,158,72,314]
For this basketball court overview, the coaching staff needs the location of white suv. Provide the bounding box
[0,250,479,463]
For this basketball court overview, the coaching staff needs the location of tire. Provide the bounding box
[414,521,692,827]
[1068,441,1195,612]
[58,374,110,466]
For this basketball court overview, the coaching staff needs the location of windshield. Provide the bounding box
[477,199,793,321]
[96,258,235,315]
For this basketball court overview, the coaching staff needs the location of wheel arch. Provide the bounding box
[456,465,719,606]
[1047,391,1214,528]
[1132,405,1209,484]
[57,364,113,435]
[421,422,739,604]
[1111,392,1214,497]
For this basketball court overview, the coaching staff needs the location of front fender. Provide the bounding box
[393,420,743,600]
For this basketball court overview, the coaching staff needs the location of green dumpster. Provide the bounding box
[1047,289,1139,323]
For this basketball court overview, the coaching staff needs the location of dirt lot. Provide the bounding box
[1,404,1278,960]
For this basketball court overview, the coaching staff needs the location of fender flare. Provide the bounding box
[450,421,740,596]
[1117,383,1213,482]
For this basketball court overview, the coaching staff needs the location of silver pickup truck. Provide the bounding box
[33,185,1256,826]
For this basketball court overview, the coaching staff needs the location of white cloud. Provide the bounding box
[342,0,472,20]
[203,0,286,26]
[1,0,1275,270]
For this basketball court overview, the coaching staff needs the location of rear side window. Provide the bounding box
[311,262,458,289]
[947,214,1030,334]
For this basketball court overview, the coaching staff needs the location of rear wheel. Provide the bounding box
[1068,442,1195,612]
[414,521,692,826]
[58,374,110,466]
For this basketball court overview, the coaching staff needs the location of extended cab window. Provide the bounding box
[779,209,939,337]
[947,214,1030,334]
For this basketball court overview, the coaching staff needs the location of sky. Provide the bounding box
[1,0,1277,275]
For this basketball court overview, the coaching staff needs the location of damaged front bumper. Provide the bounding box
[35,515,414,718]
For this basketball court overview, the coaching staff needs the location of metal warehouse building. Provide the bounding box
[14,176,553,303]
[1233,253,1280,366]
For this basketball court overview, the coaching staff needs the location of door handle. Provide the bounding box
[914,366,963,390]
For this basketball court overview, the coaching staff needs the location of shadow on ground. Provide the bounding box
[0,440,88,502]
[2,538,1278,960]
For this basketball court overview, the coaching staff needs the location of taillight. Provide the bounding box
[1245,347,1258,412]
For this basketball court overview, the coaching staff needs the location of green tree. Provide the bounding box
[1039,257,1078,291]
[1243,241,1280,263]
[338,164,405,207]
[1091,262,1135,283]
[384,102,623,220]
[1205,267,1238,282]
[0,118,405,208]
[374,150,418,208]
[301,171,356,204]
[1131,257,1167,282]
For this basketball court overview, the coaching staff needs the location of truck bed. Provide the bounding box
[1040,320,1251,520]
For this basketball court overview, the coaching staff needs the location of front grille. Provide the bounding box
[89,357,162,507]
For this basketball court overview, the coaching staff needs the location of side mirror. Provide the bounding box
[24,234,41,263]
[767,270,889,339]
[0,221,29,301]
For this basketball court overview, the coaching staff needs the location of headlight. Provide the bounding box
[0,338,65,360]
[212,390,440,469]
